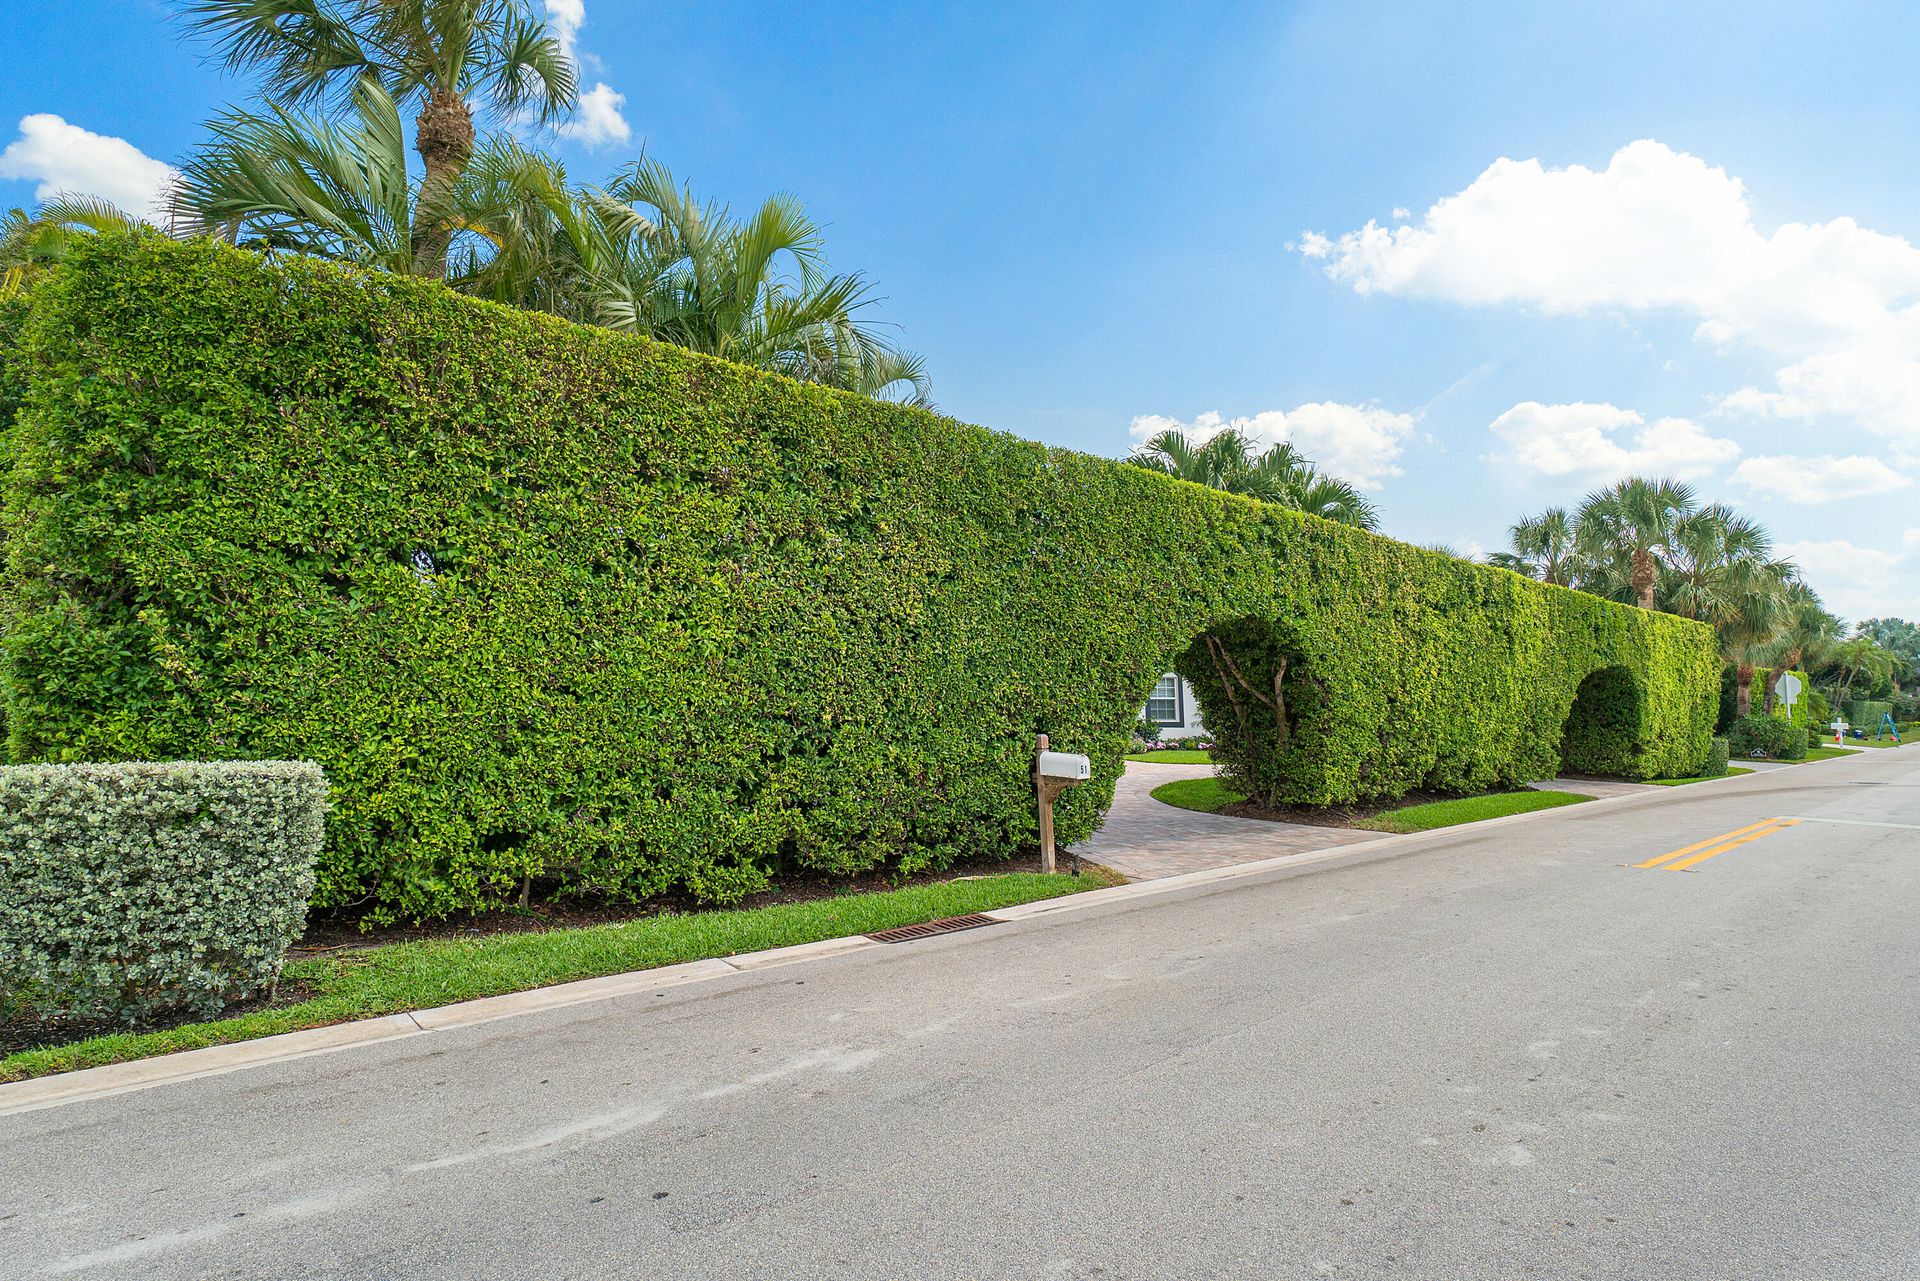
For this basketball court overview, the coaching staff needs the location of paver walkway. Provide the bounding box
[1072,761,1383,880]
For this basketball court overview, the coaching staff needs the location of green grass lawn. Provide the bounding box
[1847,737,1907,748]
[1,873,1095,1085]
[1126,749,1215,764]
[1151,778,1593,833]
[1756,745,1853,763]
[1148,776,1245,811]
[1357,789,1591,833]
[1645,767,1756,786]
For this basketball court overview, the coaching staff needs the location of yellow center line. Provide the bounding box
[1662,818,1801,872]
[1634,818,1785,869]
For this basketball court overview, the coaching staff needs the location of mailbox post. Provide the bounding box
[1034,733,1092,874]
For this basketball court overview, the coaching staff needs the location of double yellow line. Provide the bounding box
[1635,818,1801,872]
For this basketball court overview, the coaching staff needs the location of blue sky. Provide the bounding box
[8,1,1920,619]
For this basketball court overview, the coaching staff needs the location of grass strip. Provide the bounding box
[1357,789,1591,833]
[1125,750,1215,764]
[1645,767,1755,786]
[1,873,1092,1084]
[1149,777,1245,812]
[1751,745,1852,763]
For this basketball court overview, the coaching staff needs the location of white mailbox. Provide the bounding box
[1038,751,1092,782]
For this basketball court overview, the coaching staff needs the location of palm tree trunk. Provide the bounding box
[412,89,475,279]
[1735,660,1755,717]
[1631,547,1657,610]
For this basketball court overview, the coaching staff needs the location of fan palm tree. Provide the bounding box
[1575,476,1696,610]
[1492,507,1576,585]
[1127,428,1379,530]
[1657,503,1797,715]
[181,0,576,277]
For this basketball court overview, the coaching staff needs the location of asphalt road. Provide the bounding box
[5,750,1919,1279]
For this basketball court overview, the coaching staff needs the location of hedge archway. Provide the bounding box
[0,236,1723,921]
[1558,665,1650,778]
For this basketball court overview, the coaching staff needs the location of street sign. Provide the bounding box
[1774,671,1803,712]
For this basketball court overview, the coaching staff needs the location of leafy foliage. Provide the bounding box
[1,236,1718,920]
[0,760,327,1024]
[1728,713,1806,760]
[1698,735,1730,778]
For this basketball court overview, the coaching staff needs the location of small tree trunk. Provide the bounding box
[1631,547,1657,610]
[1735,661,1755,717]
[412,89,476,279]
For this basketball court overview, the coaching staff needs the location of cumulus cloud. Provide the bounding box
[1486,401,1739,483]
[545,2,631,147]
[1301,139,1920,447]
[546,0,587,62]
[556,83,631,145]
[1730,454,1911,504]
[0,114,175,222]
[1128,404,1416,490]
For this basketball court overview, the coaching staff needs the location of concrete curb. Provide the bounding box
[0,759,1850,1118]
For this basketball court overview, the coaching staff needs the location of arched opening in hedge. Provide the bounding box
[1172,617,1321,808]
[1559,665,1649,778]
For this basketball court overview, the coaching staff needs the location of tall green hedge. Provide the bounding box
[1847,700,1893,731]
[0,237,1720,921]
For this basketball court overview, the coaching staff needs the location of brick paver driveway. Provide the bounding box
[1072,761,1384,880]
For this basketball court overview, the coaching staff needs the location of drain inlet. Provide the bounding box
[866,913,999,944]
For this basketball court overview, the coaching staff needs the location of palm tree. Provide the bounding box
[1127,428,1380,530]
[1575,477,1696,610]
[575,159,932,406]
[1493,507,1576,585]
[2,195,150,291]
[181,0,576,278]
[1767,581,1841,675]
[1830,635,1896,707]
[1657,503,1797,716]
[175,77,568,281]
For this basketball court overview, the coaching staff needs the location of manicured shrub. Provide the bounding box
[0,760,327,1024]
[0,236,1720,921]
[1696,736,1730,778]
[1728,714,1804,760]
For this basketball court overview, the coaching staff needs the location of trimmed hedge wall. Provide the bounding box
[1847,700,1893,732]
[0,237,1720,921]
[0,760,326,1023]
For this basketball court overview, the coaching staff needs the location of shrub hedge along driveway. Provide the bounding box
[0,238,1719,922]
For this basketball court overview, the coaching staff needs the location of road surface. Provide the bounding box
[4,749,1917,1278]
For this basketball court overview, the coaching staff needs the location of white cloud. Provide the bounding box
[1301,139,1920,448]
[556,83,631,146]
[1486,401,1739,482]
[546,0,587,62]
[1128,404,1415,490]
[1777,536,1917,622]
[1731,454,1911,504]
[544,2,631,148]
[0,114,175,222]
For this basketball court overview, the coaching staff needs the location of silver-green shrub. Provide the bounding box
[0,760,327,1025]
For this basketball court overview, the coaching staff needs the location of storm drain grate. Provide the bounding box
[867,913,999,944]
